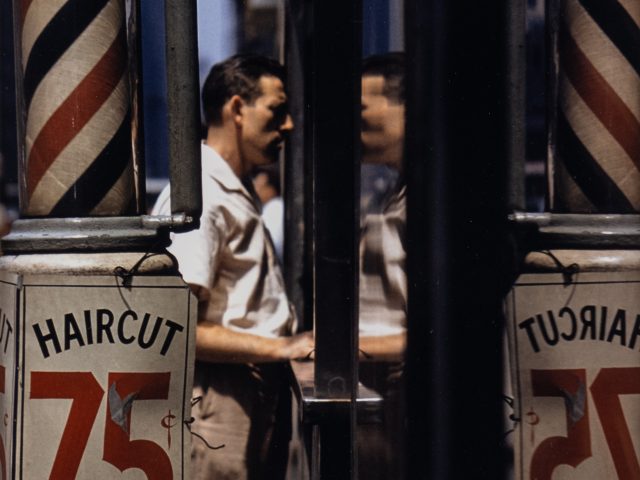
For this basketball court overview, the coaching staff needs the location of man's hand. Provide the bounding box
[279,331,314,360]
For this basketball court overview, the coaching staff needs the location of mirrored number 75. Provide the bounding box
[30,371,172,479]
[530,367,640,480]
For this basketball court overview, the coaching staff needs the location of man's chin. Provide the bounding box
[362,151,387,165]
[266,147,282,163]
[255,154,279,166]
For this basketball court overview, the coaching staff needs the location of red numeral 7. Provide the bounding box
[530,369,591,480]
[590,367,640,480]
[30,372,104,479]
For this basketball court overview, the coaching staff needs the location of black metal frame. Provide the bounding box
[404,0,514,478]
[285,0,363,478]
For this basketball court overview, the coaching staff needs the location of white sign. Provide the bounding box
[507,271,640,479]
[0,273,18,480]
[15,274,196,479]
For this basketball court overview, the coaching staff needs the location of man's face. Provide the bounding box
[240,75,293,168]
[361,75,405,169]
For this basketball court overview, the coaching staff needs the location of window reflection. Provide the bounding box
[358,51,406,480]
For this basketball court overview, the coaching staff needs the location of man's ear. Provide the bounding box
[229,95,244,126]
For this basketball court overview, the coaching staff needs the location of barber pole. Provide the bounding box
[552,0,640,212]
[0,0,202,478]
[20,0,135,216]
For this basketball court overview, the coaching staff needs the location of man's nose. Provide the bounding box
[281,113,294,132]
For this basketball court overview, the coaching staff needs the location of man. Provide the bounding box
[359,52,407,361]
[152,54,312,479]
[358,52,407,479]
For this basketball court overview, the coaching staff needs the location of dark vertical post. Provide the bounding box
[164,0,202,223]
[405,0,507,478]
[506,0,526,211]
[0,0,15,202]
[129,0,147,214]
[11,0,25,210]
[311,0,361,477]
[283,0,308,324]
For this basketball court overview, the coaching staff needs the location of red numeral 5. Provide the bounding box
[103,372,172,479]
[530,369,591,480]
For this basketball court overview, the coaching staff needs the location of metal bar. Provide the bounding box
[311,0,361,477]
[1,216,175,253]
[283,0,308,324]
[164,0,202,227]
[511,212,640,249]
[546,0,560,210]
[129,0,147,214]
[0,1,9,199]
[405,0,507,478]
[11,0,26,212]
[505,0,526,211]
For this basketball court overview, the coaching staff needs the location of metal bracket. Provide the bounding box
[0,215,194,253]
[510,212,640,249]
[289,361,383,425]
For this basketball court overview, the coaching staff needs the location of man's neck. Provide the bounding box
[205,126,245,178]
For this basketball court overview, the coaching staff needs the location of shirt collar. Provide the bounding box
[201,143,254,201]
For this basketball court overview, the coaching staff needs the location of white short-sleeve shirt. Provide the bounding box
[152,144,295,338]
[359,186,407,337]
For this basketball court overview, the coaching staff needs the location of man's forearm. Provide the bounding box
[196,322,284,363]
[359,333,406,362]
[195,322,314,363]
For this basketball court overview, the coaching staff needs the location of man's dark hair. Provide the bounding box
[202,54,286,125]
[362,52,405,104]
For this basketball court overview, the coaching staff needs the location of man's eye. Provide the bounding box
[272,105,288,121]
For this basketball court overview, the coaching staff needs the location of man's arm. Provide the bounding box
[359,333,406,362]
[191,284,313,363]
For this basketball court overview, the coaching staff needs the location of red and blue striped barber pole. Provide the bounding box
[21,0,135,217]
[554,0,640,212]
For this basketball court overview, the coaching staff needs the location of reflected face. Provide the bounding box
[241,75,294,168]
[361,75,405,169]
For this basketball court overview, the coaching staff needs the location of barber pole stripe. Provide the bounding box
[554,0,640,212]
[21,0,135,217]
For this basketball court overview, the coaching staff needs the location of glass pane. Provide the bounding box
[358,0,406,477]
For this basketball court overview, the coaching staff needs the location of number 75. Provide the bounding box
[530,367,640,480]
[30,371,173,480]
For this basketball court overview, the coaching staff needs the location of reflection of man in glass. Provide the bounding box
[359,52,406,479]
[360,52,406,359]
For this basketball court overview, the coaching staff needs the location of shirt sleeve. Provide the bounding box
[169,209,226,290]
[153,183,226,290]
